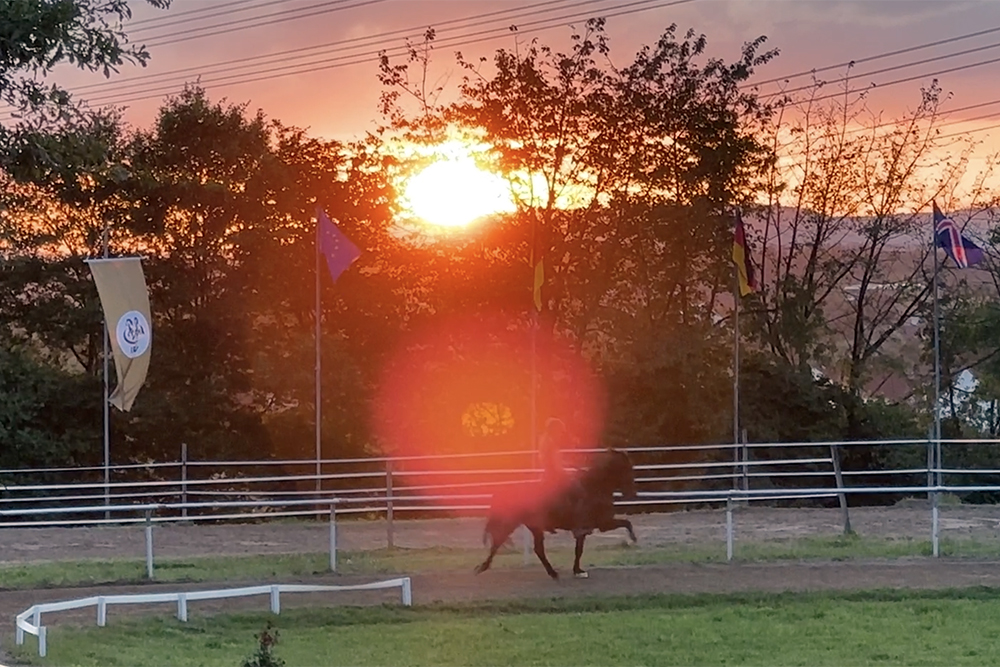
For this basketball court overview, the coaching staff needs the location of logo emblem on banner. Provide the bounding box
[116,310,151,359]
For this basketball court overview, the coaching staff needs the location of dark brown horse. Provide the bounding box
[474,448,638,579]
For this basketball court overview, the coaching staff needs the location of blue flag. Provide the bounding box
[933,201,983,269]
[317,208,360,282]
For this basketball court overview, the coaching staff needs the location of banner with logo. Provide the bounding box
[86,257,153,412]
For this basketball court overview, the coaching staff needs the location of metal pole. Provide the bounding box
[525,308,537,565]
[180,442,188,520]
[933,233,942,458]
[386,459,394,549]
[102,220,110,521]
[144,509,154,579]
[726,496,734,562]
[829,443,852,535]
[932,492,940,557]
[932,224,942,531]
[741,428,749,494]
[315,216,322,496]
[733,264,740,447]
[926,425,934,501]
[329,502,337,572]
[525,209,540,566]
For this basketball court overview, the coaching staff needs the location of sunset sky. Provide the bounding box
[38,0,1000,146]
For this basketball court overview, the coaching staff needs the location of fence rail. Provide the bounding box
[3,438,997,522]
[15,578,413,657]
[3,438,999,537]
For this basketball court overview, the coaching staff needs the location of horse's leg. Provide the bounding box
[598,517,638,543]
[572,531,589,578]
[529,525,559,580]
[475,520,515,575]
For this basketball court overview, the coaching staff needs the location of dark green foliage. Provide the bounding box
[0,345,100,470]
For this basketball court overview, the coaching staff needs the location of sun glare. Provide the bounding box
[402,153,515,228]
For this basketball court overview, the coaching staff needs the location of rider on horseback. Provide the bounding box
[539,417,571,490]
[539,417,584,532]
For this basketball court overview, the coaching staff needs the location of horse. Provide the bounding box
[474,448,638,580]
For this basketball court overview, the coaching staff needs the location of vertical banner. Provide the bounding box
[87,257,153,412]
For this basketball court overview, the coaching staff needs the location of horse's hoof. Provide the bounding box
[573,571,589,579]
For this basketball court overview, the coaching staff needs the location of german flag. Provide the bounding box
[732,209,758,297]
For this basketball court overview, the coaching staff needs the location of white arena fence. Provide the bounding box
[14,577,413,657]
[1,438,999,565]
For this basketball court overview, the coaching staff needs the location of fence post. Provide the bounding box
[386,459,394,549]
[932,490,940,557]
[144,509,154,580]
[829,444,852,535]
[936,433,944,492]
[927,427,934,501]
[726,496,734,562]
[329,502,337,573]
[270,585,280,614]
[401,577,412,606]
[180,442,188,520]
[932,429,941,557]
[732,440,740,490]
[740,428,749,496]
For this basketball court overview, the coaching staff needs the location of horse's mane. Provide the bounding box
[577,448,630,491]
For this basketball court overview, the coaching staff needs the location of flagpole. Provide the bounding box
[315,215,322,496]
[521,213,541,564]
[733,262,740,447]
[932,221,942,486]
[102,220,110,520]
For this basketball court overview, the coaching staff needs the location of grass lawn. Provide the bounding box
[2,534,1000,591]
[2,533,999,591]
[11,588,1000,666]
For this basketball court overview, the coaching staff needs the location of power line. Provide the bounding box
[771,39,1000,100]
[2,0,694,116]
[88,4,1000,120]
[939,118,1000,140]
[10,0,999,143]
[805,51,1000,106]
[144,0,385,49]
[750,23,1000,90]
[61,0,584,97]
[126,0,284,32]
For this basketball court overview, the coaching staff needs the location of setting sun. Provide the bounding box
[402,152,515,228]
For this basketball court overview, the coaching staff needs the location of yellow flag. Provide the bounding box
[532,258,543,311]
[87,257,153,412]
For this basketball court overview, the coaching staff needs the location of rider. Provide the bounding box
[539,417,573,494]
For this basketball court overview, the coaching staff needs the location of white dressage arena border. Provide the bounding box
[14,577,413,658]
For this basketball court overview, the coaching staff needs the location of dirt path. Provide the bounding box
[5,505,1000,665]
[5,505,1000,564]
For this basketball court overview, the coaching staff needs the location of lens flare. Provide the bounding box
[372,311,606,510]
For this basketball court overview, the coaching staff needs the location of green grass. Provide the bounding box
[13,588,1000,666]
[4,534,1000,591]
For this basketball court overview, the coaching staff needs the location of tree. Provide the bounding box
[377,20,779,447]
[752,74,999,436]
[0,0,168,124]
[0,344,101,472]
